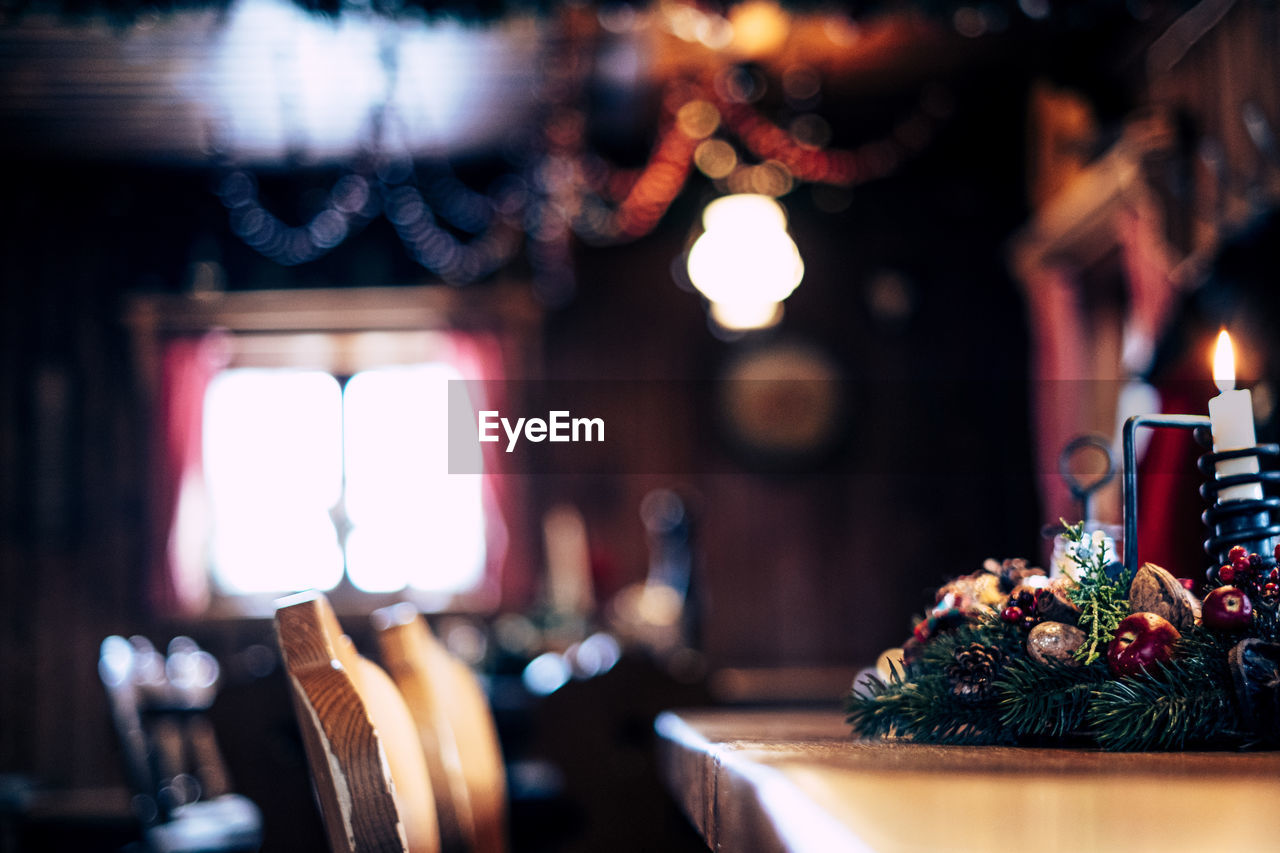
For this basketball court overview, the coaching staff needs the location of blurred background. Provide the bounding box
[3,0,1280,850]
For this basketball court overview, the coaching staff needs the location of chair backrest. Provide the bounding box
[98,634,263,852]
[275,592,440,853]
[373,603,507,853]
[99,635,234,817]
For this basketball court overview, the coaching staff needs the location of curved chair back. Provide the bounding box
[373,603,507,853]
[276,592,439,853]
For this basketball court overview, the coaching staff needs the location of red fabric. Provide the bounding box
[1135,378,1218,584]
[149,333,230,616]
[443,332,532,608]
[1021,265,1092,544]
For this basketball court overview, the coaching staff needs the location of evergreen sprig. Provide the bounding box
[1254,600,1280,644]
[845,668,913,741]
[847,617,1020,745]
[917,615,1024,670]
[1088,656,1244,751]
[1058,521,1132,665]
[898,673,1011,745]
[1177,622,1240,664]
[846,670,1012,745]
[995,657,1108,739]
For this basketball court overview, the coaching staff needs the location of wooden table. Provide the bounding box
[655,708,1280,853]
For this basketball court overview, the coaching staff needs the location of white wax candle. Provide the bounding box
[543,503,595,616]
[1208,330,1263,502]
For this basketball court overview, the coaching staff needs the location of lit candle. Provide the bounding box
[1208,330,1263,502]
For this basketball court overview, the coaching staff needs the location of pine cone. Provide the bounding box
[947,642,1003,701]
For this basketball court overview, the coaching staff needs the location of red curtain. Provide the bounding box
[149,332,230,617]
[446,332,533,608]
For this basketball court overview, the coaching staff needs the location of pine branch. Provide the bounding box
[1177,623,1239,662]
[846,670,1007,744]
[1073,593,1128,666]
[1088,656,1245,751]
[888,672,1011,745]
[845,669,912,740]
[847,624,1017,745]
[995,657,1108,739]
[917,616,1023,671]
[1253,600,1280,644]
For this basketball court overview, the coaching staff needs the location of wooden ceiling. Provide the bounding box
[0,0,967,165]
[0,1,545,163]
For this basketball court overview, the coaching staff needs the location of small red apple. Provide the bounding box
[1107,612,1180,677]
[1202,586,1253,630]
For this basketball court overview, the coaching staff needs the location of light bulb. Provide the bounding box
[685,194,804,331]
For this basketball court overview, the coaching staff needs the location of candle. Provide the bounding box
[543,503,595,617]
[1208,330,1263,502]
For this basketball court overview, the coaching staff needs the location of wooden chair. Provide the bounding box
[372,603,507,853]
[98,635,263,853]
[274,592,440,853]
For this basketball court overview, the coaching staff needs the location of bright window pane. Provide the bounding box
[343,364,486,593]
[203,369,344,594]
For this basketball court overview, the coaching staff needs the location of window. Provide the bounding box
[127,285,537,616]
[207,358,491,604]
[203,362,489,598]
[203,368,345,594]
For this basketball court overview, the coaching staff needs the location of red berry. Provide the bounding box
[1270,569,1279,581]
[1266,583,1279,597]
[1250,553,1264,570]
[1001,606,1024,623]
[1229,546,1248,564]
[1274,543,1280,563]
[1219,564,1237,583]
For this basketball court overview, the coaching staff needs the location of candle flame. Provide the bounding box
[1213,329,1236,393]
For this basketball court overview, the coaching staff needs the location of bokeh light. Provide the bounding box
[686,194,804,332]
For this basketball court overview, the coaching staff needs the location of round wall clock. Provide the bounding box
[716,340,848,471]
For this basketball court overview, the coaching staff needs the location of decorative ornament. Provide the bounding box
[985,556,1045,592]
[846,521,1269,749]
[947,643,1004,701]
[1034,583,1082,625]
[851,373,1280,750]
[1026,621,1085,667]
[1106,612,1180,678]
[1128,562,1199,630]
[1202,586,1254,631]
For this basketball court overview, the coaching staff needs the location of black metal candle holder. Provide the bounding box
[1121,413,1280,583]
[1197,445,1280,580]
